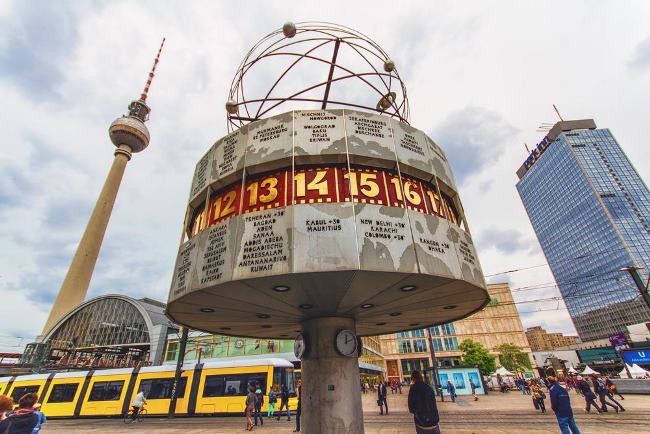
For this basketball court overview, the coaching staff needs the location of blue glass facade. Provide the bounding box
[517,123,650,341]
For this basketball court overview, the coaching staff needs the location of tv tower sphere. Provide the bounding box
[108,112,150,153]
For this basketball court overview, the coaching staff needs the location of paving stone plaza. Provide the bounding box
[44,388,650,433]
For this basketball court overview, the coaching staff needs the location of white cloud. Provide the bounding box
[1,0,650,350]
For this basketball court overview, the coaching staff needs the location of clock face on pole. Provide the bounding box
[294,333,306,359]
[335,329,358,357]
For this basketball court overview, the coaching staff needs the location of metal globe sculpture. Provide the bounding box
[225,22,409,132]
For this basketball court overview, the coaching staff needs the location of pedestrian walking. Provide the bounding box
[276,383,291,421]
[294,380,302,432]
[377,380,388,415]
[575,376,602,413]
[398,381,402,394]
[245,386,256,431]
[548,374,581,434]
[31,403,46,434]
[446,380,456,403]
[604,376,625,401]
[469,379,479,401]
[591,375,621,413]
[531,383,547,414]
[407,371,441,434]
[364,381,370,395]
[267,385,277,417]
[0,393,39,434]
[253,386,264,426]
[524,379,531,395]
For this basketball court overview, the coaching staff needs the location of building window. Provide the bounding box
[401,359,429,375]
[203,373,267,397]
[442,323,456,336]
[139,377,188,399]
[10,386,39,403]
[47,384,79,403]
[399,340,412,353]
[88,381,124,401]
[430,326,441,336]
[413,339,427,352]
[444,337,459,350]
[411,329,425,338]
[431,338,444,352]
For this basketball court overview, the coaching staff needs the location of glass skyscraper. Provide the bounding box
[516,119,650,341]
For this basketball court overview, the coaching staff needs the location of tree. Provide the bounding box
[495,343,532,372]
[459,339,496,375]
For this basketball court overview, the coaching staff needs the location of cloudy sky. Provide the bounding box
[1,0,649,352]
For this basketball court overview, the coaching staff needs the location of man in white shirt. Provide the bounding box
[131,390,147,420]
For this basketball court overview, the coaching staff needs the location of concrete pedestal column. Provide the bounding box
[301,317,364,434]
[40,145,132,336]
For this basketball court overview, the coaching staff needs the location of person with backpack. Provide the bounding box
[0,393,39,434]
[276,384,291,421]
[267,385,278,417]
[408,371,441,434]
[253,386,264,426]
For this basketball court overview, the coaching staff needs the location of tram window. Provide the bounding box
[139,378,187,399]
[203,373,267,397]
[88,381,124,401]
[11,386,39,403]
[47,383,79,403]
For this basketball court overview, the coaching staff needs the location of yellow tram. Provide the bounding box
[0,358,297,418]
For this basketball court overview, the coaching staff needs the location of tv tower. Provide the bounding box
[40,39,165,335]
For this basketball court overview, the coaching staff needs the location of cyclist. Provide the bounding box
[130,390,147,421]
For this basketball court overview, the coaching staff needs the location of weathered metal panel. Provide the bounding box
[345,110,396,169]
[447,225,486,288]
[232,207,293,279]
[194,218,237,289]
[392,121,432,180]
[245,112,294,175]
[211,127,247,188]
[169,237,200,302]
[355,203,418,273]
[408,210,462,280]
[293,109,347,164]
[188,147,214,204]
[292,203,358,272]
[424,134,457,190]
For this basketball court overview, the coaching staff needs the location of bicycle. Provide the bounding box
[123,405,147,423]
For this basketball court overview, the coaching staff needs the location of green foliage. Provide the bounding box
[495,343,532,372]
[459,339,497,375]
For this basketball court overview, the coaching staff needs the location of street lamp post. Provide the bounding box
[425,327,444,402]
[168,327,189,418]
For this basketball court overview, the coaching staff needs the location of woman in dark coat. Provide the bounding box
[407,371,441,434]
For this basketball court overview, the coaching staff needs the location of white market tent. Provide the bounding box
[493,366,515,376]
[581,365,598,375]
[619,363,650,379]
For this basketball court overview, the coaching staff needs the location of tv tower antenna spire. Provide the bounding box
[39,39,166,336]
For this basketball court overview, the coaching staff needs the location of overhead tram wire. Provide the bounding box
[484,243,648,278]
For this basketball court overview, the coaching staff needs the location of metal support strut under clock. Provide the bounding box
[299,317,365,434]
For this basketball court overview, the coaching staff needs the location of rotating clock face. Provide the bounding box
[336,329,358,357]
[294,333,306,359]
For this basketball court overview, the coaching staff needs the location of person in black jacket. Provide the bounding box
[575,376,602,413]
[377,380,388,415]
[0,393,39,434]
[408,371,440,434]
[591,375,621,413]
